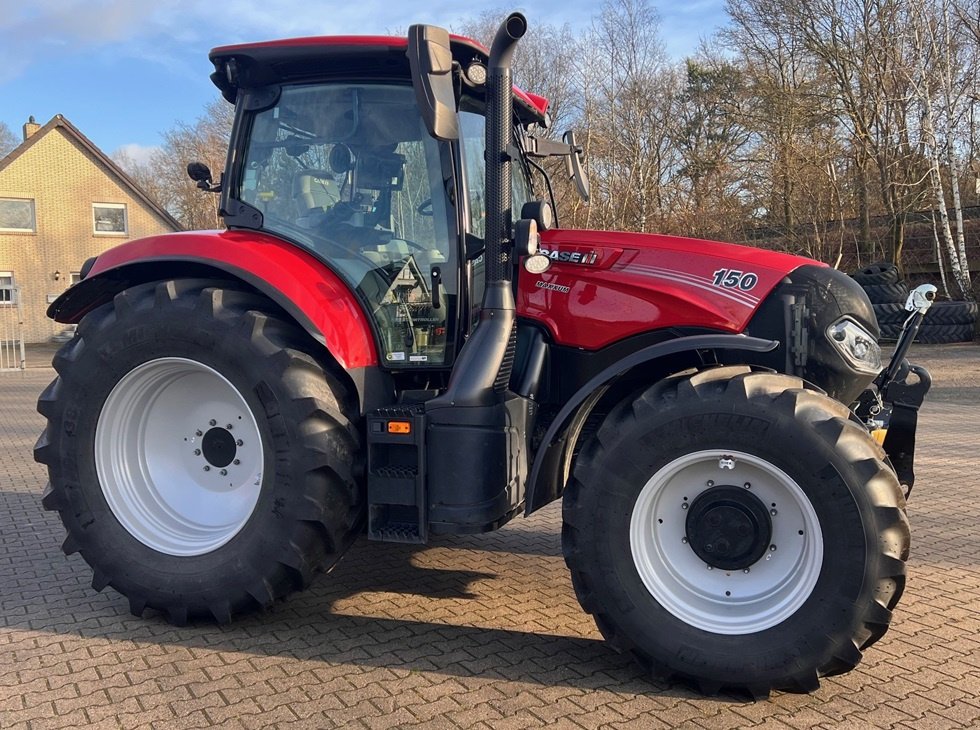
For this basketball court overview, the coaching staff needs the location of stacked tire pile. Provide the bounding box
[850,262,977,343]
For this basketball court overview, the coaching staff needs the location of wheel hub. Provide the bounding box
[202,427,237,468]
[95,357,264,556]
[685,486,772,570]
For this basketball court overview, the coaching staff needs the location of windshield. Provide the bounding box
[238,83,455,367]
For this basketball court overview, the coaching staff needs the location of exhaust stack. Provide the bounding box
[430,12,527,408]
[484,12,527,288]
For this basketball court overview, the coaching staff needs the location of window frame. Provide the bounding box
[0,198,36,234]
[92,202,128,236]
[0,271,17,305]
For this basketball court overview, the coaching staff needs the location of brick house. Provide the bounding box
[0,115,179,343]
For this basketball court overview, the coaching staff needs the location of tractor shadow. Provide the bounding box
[0,488,714,699]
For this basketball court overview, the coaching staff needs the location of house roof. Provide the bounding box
[0,114,181,231]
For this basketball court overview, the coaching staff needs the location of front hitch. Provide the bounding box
[856,284,936,496]
[877,284,936,393]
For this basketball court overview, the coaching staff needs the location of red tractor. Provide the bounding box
[36,13,932,696]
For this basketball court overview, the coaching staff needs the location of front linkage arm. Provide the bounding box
[856,284,936,496]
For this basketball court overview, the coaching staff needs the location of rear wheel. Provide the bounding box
[35,280,363,624]
[562,367,909,697]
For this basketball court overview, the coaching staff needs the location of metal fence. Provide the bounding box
[0,288,25,371]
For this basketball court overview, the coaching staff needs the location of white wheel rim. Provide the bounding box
[629,449,823,634]
[95,357,264,556]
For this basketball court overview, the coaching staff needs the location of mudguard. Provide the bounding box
[525,334,778,515]
[48,230,386,410]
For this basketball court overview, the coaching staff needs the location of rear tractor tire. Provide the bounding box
[563,367,909,697]
[35,280,363,624]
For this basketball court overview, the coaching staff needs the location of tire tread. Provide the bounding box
[36,279,362,624]
[563,368,909,697]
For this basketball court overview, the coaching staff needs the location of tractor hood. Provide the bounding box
[517,228,822,350]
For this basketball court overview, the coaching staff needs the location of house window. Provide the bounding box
[92,203,127,235]
[0,198,36,233]
[70,271,83,286]
[0,272,16,304]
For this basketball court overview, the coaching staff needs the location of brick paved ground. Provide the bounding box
[1,344,979,729]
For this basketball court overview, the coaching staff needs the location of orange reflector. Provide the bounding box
[387,421,411,434]
[871,428,887,446]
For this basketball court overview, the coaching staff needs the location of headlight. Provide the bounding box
[827,318,882,374]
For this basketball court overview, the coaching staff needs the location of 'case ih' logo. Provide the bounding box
[538,247,599,265]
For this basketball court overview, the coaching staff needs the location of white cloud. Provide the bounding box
[112,142,160,167]
[0,0,704,86]
[0,0,601,84]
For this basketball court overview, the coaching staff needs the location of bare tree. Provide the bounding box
[909,0,974,299]
[115,98,234,230]
[580,0,679,233]
[779,0,931,267]
[725,0,851,261]
[0,122,17,157]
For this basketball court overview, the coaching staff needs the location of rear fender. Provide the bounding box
[48,231,389,412]
[525,334,778,515]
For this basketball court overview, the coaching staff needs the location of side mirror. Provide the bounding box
[562,131,591,203]
[187,161,211,183]
[186,161,221,193]
[407,24,460,141]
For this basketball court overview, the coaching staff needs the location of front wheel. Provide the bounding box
[35,280,363,624]
[562,367,909,697]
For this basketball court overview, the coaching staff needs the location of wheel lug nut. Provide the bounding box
[743,568,750,574]
[194,449,201,456]
[195,430,203,437]
[226,424,233,430]
[707,565,713,570]
[203,465,210,472]
[770,508,778,516]
[236,439,244,447]
[770,544,777,551]
[233,459,240,465]
[209,419,217,426]
[681,503,689,510]
[220,469,228,476]
[744,482,751,489]
[706,480,714,487]
[682,537,688,544]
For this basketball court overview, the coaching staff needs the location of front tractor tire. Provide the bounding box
[563,367,909,697]
[35,280,363,624]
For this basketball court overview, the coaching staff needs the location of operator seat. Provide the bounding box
[293,171,340,215]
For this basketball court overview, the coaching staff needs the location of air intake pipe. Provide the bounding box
[429,12,527,408]
[484,12,526,287]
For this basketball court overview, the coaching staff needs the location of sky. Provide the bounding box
[0,0,726,164]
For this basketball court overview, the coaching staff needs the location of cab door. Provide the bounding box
[233,82,463,369]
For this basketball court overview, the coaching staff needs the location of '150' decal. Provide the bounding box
[712,268,758,291]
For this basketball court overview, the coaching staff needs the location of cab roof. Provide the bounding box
[209,34,549,124]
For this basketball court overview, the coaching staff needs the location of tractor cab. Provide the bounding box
[208,30,571,374]
[235,82,457,367]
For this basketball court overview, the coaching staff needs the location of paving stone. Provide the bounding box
[2,345,979,728]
